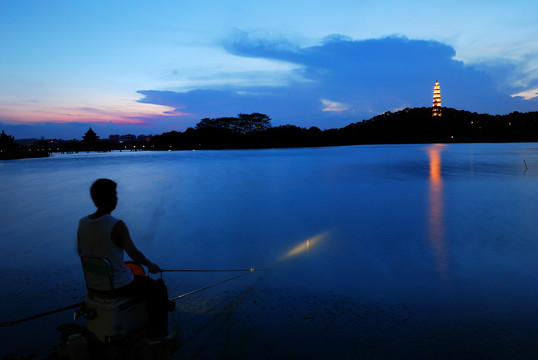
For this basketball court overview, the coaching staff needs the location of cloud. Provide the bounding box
[511,89,538,100]
[0,101,188,139]
[321,99,349,112]
[136,34,535,131]
[467,39,538,92]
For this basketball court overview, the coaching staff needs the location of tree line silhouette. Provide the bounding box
[2,108,538,159]
[150,108,538,150]
[1,130,51,160]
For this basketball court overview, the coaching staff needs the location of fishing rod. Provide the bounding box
[161,267,254,273]
[169,270,253,301]
[0,301,85,328]
[1,268,259,327]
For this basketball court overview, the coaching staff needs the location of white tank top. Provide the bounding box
[78,214,134,289]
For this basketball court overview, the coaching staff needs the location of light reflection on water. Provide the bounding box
[427,144,447,277]
[2,143,538,357]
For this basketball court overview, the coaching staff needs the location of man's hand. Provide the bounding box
[147,262,161,274]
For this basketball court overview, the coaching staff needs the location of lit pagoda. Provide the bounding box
[432,80,441,117]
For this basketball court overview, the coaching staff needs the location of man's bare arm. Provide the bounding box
[111,220,160,274]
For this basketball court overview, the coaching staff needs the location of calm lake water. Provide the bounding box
[2,143,538,359]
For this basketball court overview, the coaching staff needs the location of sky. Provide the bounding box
[1,0,538,139]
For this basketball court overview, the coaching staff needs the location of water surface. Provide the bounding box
[2,143,538,358]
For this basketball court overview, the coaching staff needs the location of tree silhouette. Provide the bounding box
[237,113,272,133]
[195,113,272,134]
[0,130,18,151]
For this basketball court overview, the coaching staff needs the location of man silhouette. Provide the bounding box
[77,178,172,341]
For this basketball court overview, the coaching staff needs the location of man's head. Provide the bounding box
[90,178,118,211]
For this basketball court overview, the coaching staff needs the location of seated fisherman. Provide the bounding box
[77,178,173,341]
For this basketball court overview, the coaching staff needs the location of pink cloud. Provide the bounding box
[0,102,190,126]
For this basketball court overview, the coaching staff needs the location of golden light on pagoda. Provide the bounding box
[432,80,441,117]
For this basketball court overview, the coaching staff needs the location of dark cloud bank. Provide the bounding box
[138,35,536,131]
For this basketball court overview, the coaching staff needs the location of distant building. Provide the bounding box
[432,80,442,117]
[109,134,153,143]
[82,127,99,143]
[137,135,153,142]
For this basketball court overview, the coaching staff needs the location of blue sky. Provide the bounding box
[1,0,537,139]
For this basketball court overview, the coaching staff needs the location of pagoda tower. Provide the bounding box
[432,80,441,117]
